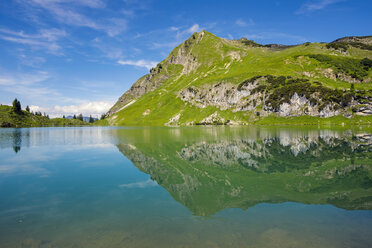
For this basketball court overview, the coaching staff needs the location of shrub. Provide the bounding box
[326,42,348,52]
[307,54,371,80]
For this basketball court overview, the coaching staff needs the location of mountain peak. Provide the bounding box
[104,32,372,125]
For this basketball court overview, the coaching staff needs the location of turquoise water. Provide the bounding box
[0,127,371,248]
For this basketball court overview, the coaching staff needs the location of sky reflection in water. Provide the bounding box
[0,126,371,248]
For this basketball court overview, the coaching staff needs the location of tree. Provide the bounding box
[89,115,94,123]
[73,114,76,119]
[62,115,65,119]
[100,114,106,120]
[78,114,83,121]
[25,105,30,112]
[12,98,21,113]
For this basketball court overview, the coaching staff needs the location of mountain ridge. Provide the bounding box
[103,31,372,126]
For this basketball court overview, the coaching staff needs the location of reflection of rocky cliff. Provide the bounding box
[116,127,372,216]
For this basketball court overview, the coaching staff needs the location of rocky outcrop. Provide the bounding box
[179,79,262,112]
[179,77,359,118]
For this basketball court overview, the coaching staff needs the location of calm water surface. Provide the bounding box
[0,126,371,248]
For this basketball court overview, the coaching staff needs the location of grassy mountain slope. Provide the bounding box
[0,105,88,128]
[102,31,372,126]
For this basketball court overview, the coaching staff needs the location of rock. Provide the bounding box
[166,113,181,126]
[197,112,226,125]
[319,105,339,118]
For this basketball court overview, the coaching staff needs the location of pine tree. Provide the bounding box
[25,105,30,112]
[100,114,106,120]
[78,114,83,121]
[89,115,94,123]
[12,98,21,114]
[73,114,76,119]
[62,115,65,119]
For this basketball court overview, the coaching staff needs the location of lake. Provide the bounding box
[0,126,371,248]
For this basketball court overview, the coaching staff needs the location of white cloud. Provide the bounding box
[174,24,203,40]
[122,9,135,17]
[30,0,106,8]
[152,41,179,49]
[296,0,345,14]
[235,19,255,27]
[0,28,67,54]
[117,59,157,70]
[29,101,113,117]
[169,26,179,31]
[243,32,307,43]
[187,24,202,34]
[119,179,158,189]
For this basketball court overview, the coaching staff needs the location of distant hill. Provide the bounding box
[0,105,89,128]
[102,31,372,126]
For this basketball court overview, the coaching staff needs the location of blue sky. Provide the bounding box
[0,0,371,117]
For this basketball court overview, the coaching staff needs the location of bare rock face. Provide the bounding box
[355,104,372,116]
[319,105,339,118]
[278,93,309,117]
[179,79,355,118]
[198,112,226,125]
[179,79,261,112]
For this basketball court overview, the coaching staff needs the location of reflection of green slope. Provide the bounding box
[115,127,372,216]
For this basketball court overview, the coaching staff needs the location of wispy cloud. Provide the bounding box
[174,24,203,40]
[119,179,158,189]
[0,28,67,54]
[235,19,255,27]
[243,32,308,44]
[25,0,126,37]
[117,59,157,70]
[0,71,49,86]
[296,0,345,14]
[187,24,202,33]
[152,41,179,49]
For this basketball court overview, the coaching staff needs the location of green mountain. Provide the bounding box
[114,127,372,216]
[103,31,372,126]
[0,105,88,128]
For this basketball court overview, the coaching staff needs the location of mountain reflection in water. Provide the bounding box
[115,127,372,216]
